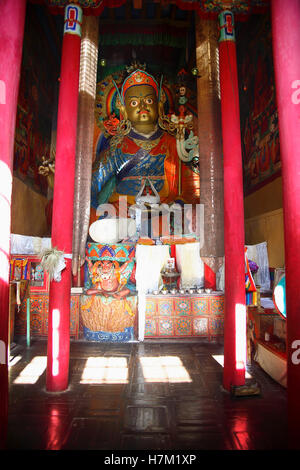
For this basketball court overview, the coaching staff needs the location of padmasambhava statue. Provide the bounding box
[90,68,198,224]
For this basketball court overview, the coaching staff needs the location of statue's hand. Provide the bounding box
[113,287,130,299]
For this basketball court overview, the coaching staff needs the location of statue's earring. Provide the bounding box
[157,76,169,131]
[119,103,127,121]
[158,100,164,120]
[158,93,177,135]
[158,96,170,132]
[113,79,131,136]
[117,102,131,136]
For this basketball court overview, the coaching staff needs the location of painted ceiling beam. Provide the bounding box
[29,1,269,20]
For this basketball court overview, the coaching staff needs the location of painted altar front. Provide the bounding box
[145,292,224,339]
[82,241,224,342]
[10,243,224,343]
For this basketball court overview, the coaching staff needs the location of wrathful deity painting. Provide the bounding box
[81,243,137,342]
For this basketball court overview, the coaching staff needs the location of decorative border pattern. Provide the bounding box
[47,0,268,17]
[83,326,134,342]
[86,243,135,261]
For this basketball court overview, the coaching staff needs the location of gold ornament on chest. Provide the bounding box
[132,136,161,151]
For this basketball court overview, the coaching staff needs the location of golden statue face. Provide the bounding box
[124,84,158,134]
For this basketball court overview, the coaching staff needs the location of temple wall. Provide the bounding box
[13,3,60,196]
[244,177,284,268]
[11,177,48,237]
[244,176,282,219]
[237,13,284,269]
[11,5,61,237]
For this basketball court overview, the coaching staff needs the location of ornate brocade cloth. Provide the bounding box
[91,129,179,211]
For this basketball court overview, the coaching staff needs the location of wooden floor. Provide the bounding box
[6,337,288,451]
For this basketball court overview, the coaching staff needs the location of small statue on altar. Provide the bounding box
[85,257,133,299]
[161,258,180,290]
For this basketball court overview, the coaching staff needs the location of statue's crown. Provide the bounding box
[121,69,159,100]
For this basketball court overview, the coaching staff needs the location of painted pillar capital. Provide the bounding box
[64,3,82,37]
[218,10,235,43]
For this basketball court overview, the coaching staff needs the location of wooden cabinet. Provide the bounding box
[10,254,81,340]
[10,254,49,292]
[14,293,81,339]
[145,294,224,340]
[9,280,30,347]
[247,306,286,365]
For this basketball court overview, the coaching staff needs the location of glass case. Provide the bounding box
[10,255,49,292]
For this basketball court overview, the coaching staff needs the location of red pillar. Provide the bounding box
[46,4,82,392]
[271,0,300,448]
[218,11,246,390]
[0,0,26,448]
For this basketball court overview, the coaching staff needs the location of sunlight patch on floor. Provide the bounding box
[139,356,192,383]
[13,356,47,384]
[80,356,129,384]
[212,354,252,379]
[9,355,22,368]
